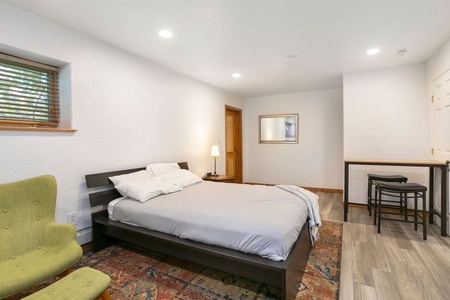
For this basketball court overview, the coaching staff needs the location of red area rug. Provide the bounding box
[7,220,342,300]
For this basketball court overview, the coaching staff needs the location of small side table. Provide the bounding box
[202,175,236,183]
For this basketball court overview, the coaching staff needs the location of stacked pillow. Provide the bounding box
[146,162,180,176]
[109,163,203,202]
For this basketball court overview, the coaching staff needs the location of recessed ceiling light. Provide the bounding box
[232,73,241,78]
[366,48,380,55]
[158,29,173,39]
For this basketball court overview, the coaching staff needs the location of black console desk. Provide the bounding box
[344,158,449,237]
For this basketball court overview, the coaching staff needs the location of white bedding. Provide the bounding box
[108,181,311,261]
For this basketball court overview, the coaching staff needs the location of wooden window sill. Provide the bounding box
[0,126,77,132]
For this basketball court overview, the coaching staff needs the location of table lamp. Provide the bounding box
[210,145,220,176]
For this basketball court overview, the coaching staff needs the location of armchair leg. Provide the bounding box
[56,268,73,279]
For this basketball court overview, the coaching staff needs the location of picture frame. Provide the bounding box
[259,113,298,144]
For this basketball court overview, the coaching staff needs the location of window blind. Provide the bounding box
[0,53,60,127]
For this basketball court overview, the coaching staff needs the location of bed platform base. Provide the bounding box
[86,163,312,300]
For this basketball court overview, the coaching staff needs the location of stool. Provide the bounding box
[375,182,427,240]
[367,174,408,217]
[23,267,111,300]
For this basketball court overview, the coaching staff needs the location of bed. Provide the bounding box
[85,162,316,300]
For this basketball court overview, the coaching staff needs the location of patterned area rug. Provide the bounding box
[6,220,342,300]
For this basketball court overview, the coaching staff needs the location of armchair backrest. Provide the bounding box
[0,175,57,261]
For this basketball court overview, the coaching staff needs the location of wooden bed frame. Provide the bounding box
[85,162,312,300]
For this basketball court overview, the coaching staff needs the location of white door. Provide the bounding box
[432,68,450,234]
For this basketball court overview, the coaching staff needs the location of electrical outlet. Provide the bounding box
[67,212,77,225]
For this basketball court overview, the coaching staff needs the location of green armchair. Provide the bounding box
[0,175,83,299]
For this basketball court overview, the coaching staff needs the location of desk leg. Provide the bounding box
[344,162,349,222]
[429,167,435,225]
[441,165,448,237]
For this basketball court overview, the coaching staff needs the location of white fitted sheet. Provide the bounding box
[108,181,309,261]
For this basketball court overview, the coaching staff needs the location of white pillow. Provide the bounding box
[109,170,170,202]
[146,162,181,177]
[158,169,203,188]
[109,170,154,192]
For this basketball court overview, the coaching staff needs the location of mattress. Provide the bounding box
[108,181,309,261]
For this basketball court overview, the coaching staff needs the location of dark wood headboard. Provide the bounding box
[85,162,189,207]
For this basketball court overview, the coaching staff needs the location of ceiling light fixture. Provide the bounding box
[366,48,380,55]
[283,55,296,61]
[232,73,241,78]
[158,29,173,39]
[397,49,407,56]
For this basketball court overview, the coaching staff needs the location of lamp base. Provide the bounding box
[211,173,219,177]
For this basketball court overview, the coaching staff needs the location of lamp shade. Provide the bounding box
[210,145,220,157]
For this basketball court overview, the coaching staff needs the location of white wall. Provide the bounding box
[0,2,243,243]
[343,63,430,204]
[244,88,343,189]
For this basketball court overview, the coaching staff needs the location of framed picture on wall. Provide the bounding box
[259,113,298,144]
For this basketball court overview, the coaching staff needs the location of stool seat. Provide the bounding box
[374,181,428,240]
[367,174,408,182]
[374,181,427,192]
[367,174,408,218]
[23,267,111,300]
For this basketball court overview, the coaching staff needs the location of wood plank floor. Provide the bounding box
[316,192,450,300]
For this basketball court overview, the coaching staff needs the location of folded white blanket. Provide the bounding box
[276,185,321,243]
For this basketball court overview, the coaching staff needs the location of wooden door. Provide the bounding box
[225,106,243,183]
[432,68,450,234]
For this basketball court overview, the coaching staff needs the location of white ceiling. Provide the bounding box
[5,0,450,98]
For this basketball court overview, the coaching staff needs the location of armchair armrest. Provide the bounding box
[42,223,82,258]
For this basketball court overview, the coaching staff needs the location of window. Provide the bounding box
[0,52,59,128]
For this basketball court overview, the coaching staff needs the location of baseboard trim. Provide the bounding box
[305,187,343,193]
[243,182,343,193]
[76,227,92,245]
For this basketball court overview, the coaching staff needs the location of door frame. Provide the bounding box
[225,105,243,183]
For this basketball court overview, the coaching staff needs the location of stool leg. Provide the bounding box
[95,289,112,300]
[414,192,418,231]
[368,180,372,215]
[56,268,72,279]
[377,188,382,233]
[404,192,408,221]
[400,192,403,215]
[423,192,427,240]
[374,186,378,225]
